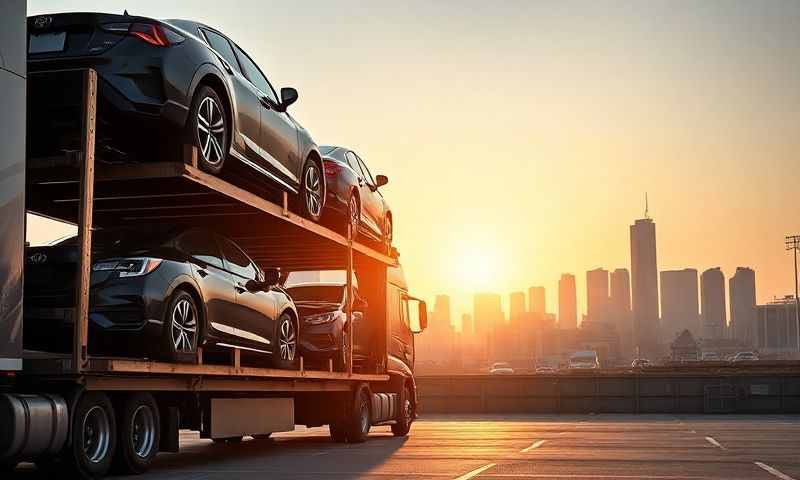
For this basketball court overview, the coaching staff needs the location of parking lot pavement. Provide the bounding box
[10,414,800,479]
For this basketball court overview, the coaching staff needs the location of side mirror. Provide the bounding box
[263,267,281,287]
[279,87,298,111]
[353,296,368,310]
[416,301,428,333]
[375,174,389,188]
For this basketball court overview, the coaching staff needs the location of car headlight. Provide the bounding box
[92,257,162,277]
[303,311,339,325]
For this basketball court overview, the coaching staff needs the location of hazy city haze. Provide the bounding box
[25,0,800,326]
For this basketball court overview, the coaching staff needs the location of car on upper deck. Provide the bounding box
[27,12,326,221]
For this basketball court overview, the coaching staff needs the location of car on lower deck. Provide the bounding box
[27,12,326,221]
[319,146,392,250]
[23,224,299,368]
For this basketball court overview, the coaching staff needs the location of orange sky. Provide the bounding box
[28,1,800,327]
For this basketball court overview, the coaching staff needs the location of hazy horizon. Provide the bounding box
[26,0,800,328]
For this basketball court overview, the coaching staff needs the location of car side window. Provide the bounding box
[344,151,361,174]
[219,237,257,280]
[355,154,376,187]
[202,29,242,75]
[179,231,224,269]
[233,44,279,104]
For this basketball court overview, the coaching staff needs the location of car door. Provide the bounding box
[200,29,262,163]
[232,44,301,190]
[349,151,384,238]
[177,230,238,344]
[218,236,277,353]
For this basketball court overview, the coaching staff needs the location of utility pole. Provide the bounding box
[786,235,800,354]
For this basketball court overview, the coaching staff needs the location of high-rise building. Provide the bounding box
[510,291,526,321]
[461,313,473,335]
[660,269,699,340]
[586,268,610,324]
[528,286,545,315]
[630,217,660,356]
[730,267,756,346]
[474,293,503,335]
[701,267,727,340]
[755,296,799,357]
[433,295,451,329]
[610,268,632,329]
[558,274,577,329]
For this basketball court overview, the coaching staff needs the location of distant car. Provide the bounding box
[285,282,368,370]
[489,362,514,375]
[535,366,557,374]
[631,358,651,368]
[732,351,759,362]
[27,12,326,221]
[568,351,600,370]
[24,225,299,368]
[319,146,392,250]
[700,351,720,361]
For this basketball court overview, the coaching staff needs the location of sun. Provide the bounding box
[450,242,504,292]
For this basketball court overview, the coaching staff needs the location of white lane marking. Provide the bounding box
[520,439,547,452]
[755,462,797,480]
[485,475,704,479]
[705,436,726,450]
[454,463,496,480]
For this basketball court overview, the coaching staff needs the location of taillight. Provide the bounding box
[324,161,342,176]
[102,22,184,47]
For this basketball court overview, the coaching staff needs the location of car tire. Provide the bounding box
[347,191,359,239]
[161,290,200,364]
[66,392,117,479]
[345,387,371,444]
[300,159,324,222]
[112,393,160,475]
[391,385,413,437]
[271,312,299,370]
[188,85,228,174]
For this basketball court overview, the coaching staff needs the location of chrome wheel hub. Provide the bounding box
[304,165,322,217]
[349,196,359,235]
[131,405,156,458]
[171,299,197,352]
[279,317,296,361]
[82,406,111,464]
[197,96,225,165]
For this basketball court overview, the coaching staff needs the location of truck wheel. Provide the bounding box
[271,312,299,370]
[346,387,371,444]
[67,392,116,479]
[329,421,348,443]
[112,393,160,474]
[391,385,413,437]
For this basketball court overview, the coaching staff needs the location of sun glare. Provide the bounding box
[451,243,504,292]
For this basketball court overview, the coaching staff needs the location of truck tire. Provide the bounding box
[345,386,371,444]
[66,392,117,479]
[112,393,160,474]
[329,421,348,443]
[391,385,413,437]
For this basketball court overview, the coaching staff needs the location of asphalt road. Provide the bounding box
[11,414,800,479]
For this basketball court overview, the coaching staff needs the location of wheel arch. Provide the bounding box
[164,277,207,337]
[187,65,235,137]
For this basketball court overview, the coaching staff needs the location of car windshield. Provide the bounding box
[286,285,344,303]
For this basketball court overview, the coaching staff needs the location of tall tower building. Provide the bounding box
[630,214,660,356]
[510,291,526,321]
[586,268,610,324]
[558,274,577,329]
[701,267,727,340]
[610,268,632,328]
[660,269,699,340]
[729,267,756,345]
[528,286,545,315]
[473,293,503,336]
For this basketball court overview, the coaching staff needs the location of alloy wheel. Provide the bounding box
[349,196,359,237]
[197,96,225,166]
[279,316,297,361]
[304,164,323,218]
[171,299,197,353]
[82,406,111,464]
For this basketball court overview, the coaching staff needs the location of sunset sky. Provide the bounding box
[27,1,800,328]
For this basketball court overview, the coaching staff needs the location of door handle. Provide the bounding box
[235,283,246,294]
[197,269,208,278]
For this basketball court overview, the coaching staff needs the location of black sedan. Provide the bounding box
[23,225,299,368]
[284,282,368,371]
[320,146,392,250]
[27,12,326,221]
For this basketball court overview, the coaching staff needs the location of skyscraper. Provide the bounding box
[701,267,727,340]
[729,267,756,345]
[528,286,545,315]
[586,268,610,324]
[558,274,577,329]
[630,217,660,355]
[461,313,474,336]
[660,269,699,340]
[510,291,526,321]
[610,268,632,330]
[433,295,451,329]
[473,293,503,336]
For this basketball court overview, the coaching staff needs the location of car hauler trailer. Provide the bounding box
[1,67,427,478]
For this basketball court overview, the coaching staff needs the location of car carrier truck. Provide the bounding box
[0,5,427,477]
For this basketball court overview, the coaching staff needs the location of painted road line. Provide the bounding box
[521,439,547,452]
[486,475,705,479]
[454,463,497,480]
[704,436,726,450]
[755,462,797,480]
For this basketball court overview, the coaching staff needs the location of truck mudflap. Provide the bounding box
[0,393,69,461]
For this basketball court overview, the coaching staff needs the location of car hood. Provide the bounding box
[294,301,341,317]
